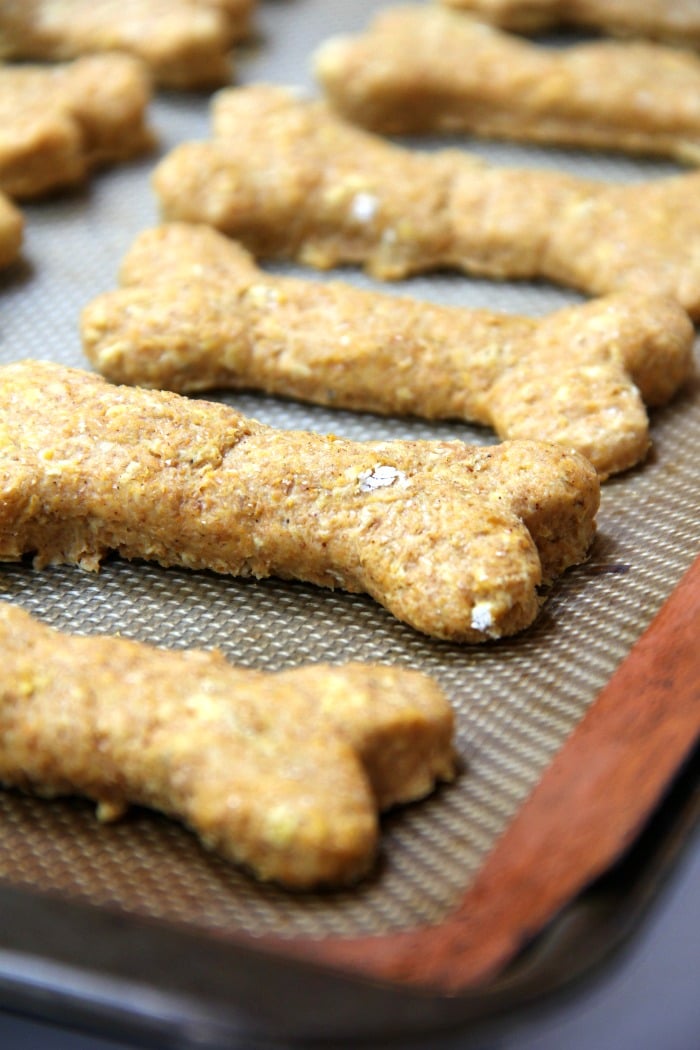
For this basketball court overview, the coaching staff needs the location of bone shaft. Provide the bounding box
[0,607,438,810]
[152,84,700,312]
[440,0,700,46]
[155,137,582,283]
[448,166,586,281]
[316,8,700,161]
[0,599,455,813]
[0,361,491,599]
[0,607,235,807]
[0,365,372,588]
[83,276,534,423]
[83,220,694,481]
[441,0,568,33]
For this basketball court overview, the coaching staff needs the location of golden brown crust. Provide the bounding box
[0,600,456,887]
[0,360,598,642]
[0,54,153,199]
[0,0,252,88]
[315,7,700,164]
[0,191,23,267]
[439,0,700,48]
[80,223,694,479]
[153,84,700,316]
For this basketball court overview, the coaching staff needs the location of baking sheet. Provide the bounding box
[0,0,699,1039]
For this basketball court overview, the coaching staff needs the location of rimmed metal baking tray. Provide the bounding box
[0,0,699,1045]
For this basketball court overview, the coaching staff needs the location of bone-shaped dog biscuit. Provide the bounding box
[152,84,700,316]
[0,54,152,199]
[0,361,598,642]
[0,601,456,887]
[80,223,693,479]
[0,192,22,268]
[0,0,254,88]
[315,7,700,164]
[439,0,700,48]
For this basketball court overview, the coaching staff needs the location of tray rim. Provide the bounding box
[260,551,700,991]
[0,554,698,1047]
[0,739,697,1049]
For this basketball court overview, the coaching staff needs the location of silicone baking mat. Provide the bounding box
[0,0,698,1040]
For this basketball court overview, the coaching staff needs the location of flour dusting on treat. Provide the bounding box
[0,361,598,643]
[358,466,409,493]
[81,223,694,478]
[315,7,700,164]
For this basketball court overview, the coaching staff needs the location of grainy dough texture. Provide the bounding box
[0,601,456,888]
[0,191,22,267]
[0,361,599,643]
[439,0,700,48]
[0,54,153,199]
[81,223,694,479]
[315,7,700,163]
[0,0,254,88]
[153,84,700,317]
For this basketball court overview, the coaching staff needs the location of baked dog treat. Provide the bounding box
[0,360,599,643]
[315,7,700,163]
[0,54,153,199]
[438,0,700,49]
[0,601,456,887]
[0,0,254,89]
[153,85,700,317]
[0,191,23,267]
[81,223,694,479]
[205,0,256,40]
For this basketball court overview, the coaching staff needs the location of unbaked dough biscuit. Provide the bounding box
[315,7,700,163]
[0,191,23,267]
[0,360,599,643]
[0,601,456,887]
[81,223,694,479]
[438,0,700,49]
[0,54,153,199]
[152,84,700,317]
[0,0,253,89]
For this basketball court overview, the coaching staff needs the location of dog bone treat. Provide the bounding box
[0,361,598,642]
[315,7,700,163]
[205,0,256,40]
[81,224,694,479]
[0,601,456,887]
[0,0,254,88]
[0,192,22,267]
[438,0,700,49]
[153,85,700,316]
[0,54,152,199]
